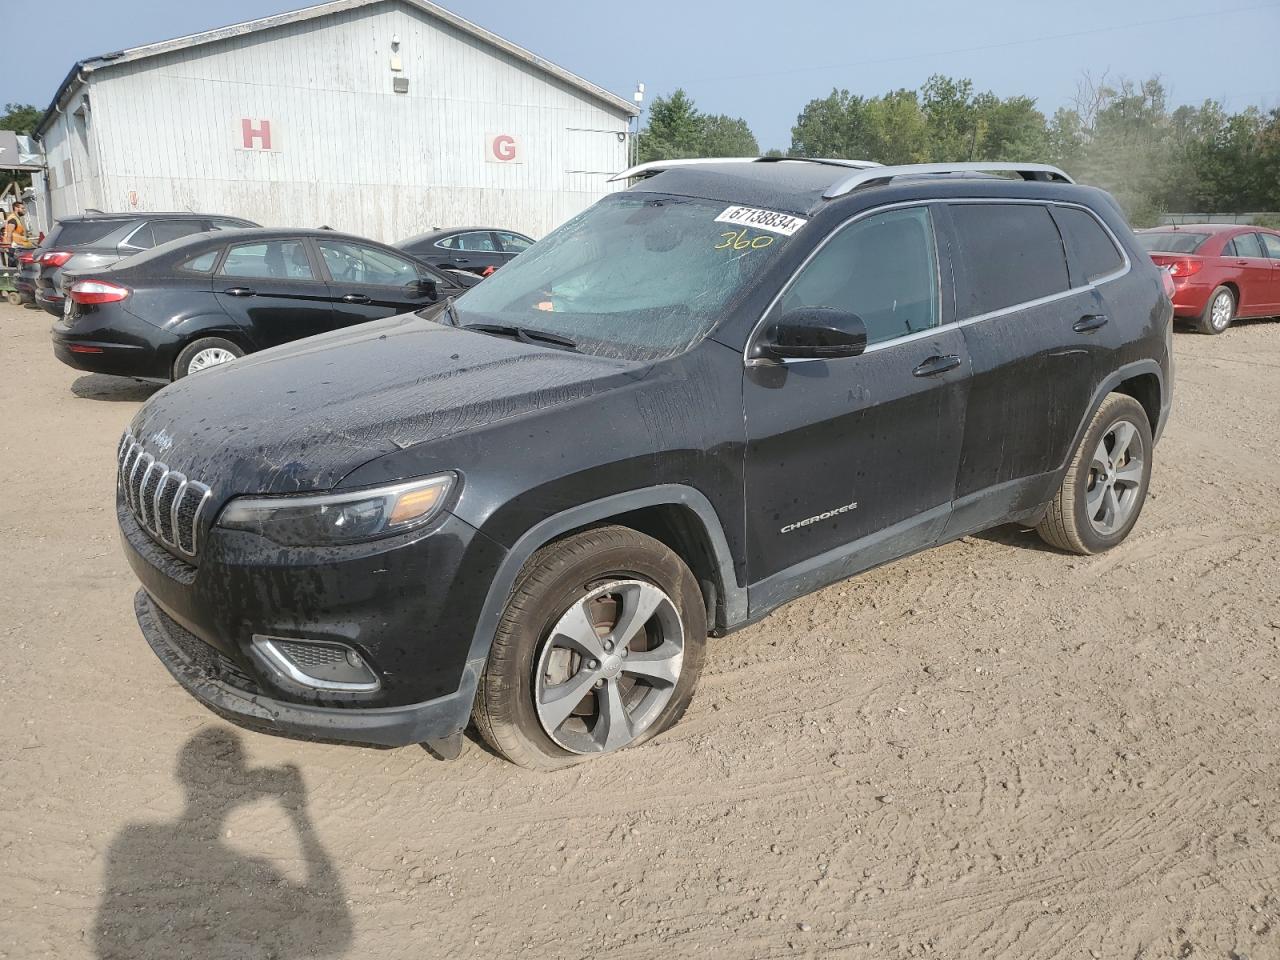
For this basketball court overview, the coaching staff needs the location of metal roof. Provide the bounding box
[36,0,637,137]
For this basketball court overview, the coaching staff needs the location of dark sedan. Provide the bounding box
[51,228,476,381]
[396,226,533,276]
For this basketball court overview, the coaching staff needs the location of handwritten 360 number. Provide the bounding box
[715,230,775,251]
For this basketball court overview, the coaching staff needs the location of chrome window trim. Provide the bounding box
[744,198,1130,368]
[119,221,151,251]
[251,635,381,693]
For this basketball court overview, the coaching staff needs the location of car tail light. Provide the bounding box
[1166,258,1203,278]
[18,252,34,265]
[69,280,131,305]
[40,250,73,267]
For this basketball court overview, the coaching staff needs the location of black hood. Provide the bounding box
[129,312,642,499]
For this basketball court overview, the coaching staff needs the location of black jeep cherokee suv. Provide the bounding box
[117,159,1173,769]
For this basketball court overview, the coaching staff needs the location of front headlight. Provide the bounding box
[217,473,455,546]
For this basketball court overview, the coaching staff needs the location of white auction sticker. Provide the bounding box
[715,206,809,237]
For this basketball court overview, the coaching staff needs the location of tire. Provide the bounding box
[1196,285,1235,335]
[1036,393,1153,555]
[472,525,707,770]
[173,337,245,380]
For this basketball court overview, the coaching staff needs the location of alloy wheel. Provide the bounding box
[534,579,684,755]
[1210,291,1233,330]
[1086,419,1145,536]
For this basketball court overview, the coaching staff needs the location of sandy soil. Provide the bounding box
[2,300,1278,960]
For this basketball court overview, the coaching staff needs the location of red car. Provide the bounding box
[1136,224,1280,334]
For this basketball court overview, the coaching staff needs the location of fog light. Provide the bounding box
[251,635,380,692]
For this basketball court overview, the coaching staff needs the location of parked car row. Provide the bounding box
[52,229,480,380]
[24,212,257,314]
[30,211,533,380]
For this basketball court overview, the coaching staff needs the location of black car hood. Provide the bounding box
[129,312,643,498]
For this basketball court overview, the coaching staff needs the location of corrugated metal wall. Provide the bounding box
[53,1,631,241]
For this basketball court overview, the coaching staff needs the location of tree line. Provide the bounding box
[638,75,1280,227]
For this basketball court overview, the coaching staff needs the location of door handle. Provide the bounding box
[912,354,962,377]
[223,287,256,297]
[341,294,371,304]
[1073,314,1109,333]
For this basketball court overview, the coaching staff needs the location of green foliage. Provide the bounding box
[787,73,1278,223]
[636,89,759,163]
[0,103,39,135]
[790,75,1045,166]
[0,103,39,194]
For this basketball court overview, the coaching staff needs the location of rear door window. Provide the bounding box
[318,240,421,285]
[1233,233,1266,258]
[219,240,315,280]
[951,204,1070,318]
[456,231,498,252]
[1051,206,1124,284]
[497,232,533,253]
[780,206,939,347]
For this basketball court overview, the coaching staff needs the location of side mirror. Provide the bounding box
[413,277,439,301]
[756,307,867,362]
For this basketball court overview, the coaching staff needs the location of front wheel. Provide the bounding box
[1036,393,1153,555]
[173,337,245,380]
[472,526,707,770]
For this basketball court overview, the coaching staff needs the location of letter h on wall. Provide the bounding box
[242,119,272,150]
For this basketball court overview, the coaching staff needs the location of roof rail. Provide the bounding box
[822,162,1074,199]
[608,156,882,183]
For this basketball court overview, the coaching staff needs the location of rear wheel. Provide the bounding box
[1036,393,1153,555]
[472,526,706,770]
[173,337,244,380]
[1196,286,1234,334]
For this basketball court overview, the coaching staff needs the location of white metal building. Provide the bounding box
[32,0,638,242]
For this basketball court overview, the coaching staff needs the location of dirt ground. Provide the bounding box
[2,300,1279,960]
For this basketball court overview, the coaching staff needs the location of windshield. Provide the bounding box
[1136,231,1208,254]
[453,193,797,360]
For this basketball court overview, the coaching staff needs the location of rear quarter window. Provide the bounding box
[1052,207,1125,284]
[180,249,221,273]
[950,204,1070,318]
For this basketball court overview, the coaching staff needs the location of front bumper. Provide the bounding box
[136,590,481,747]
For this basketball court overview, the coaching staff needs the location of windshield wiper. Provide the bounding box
[462,322,579,352]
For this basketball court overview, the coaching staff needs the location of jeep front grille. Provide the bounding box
[117,430,212,557]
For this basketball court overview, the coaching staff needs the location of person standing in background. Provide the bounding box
[3,202,29,266]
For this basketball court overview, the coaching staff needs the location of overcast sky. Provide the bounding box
[9,0,1280,150]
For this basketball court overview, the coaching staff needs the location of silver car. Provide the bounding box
[34,212,257,317]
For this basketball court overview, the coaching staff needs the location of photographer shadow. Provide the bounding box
[94,728,353,960]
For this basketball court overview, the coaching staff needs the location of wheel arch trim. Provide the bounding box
[453,485,746,724]
[1065,359,1169,466]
